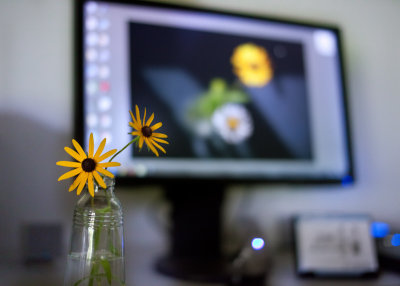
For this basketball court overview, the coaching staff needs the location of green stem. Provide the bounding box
[88,262,100,286]
[108,137,139,163]
[88,187,110,286]
[74,273,125,286]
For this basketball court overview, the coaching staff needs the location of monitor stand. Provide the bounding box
[155,181,229,283]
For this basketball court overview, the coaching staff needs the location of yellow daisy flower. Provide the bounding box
[231,43,274,87]
[129,105,168,157]
[56,133,121,197]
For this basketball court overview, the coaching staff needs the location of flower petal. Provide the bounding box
[93,171,106,189]
[77,173,88,195]
[139,136,145,149]
[98,162,121,168]
[130,131,140,136]
[135,105,142,126]
[72,139,87,159]
[88,173,94,197]
[152,137,169,145]
[56,161,81,168]
[150,122,162,131]
[146,113,154,126]
[145,138,159,156]
[152,132,168,139]
[88,133,94,158]
[129,110,137,124]
[69,172,84,192]
[65,147,84,162]
[58,167,82,181]
[97,149,117,162]
[129,121,140,131]
[94,138,106,160]
[96,166,115,178]
[143,108,147,125]
[150,138,166,154]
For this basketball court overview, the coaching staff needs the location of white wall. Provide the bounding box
[1,0,400,262]
[0,0,75,263]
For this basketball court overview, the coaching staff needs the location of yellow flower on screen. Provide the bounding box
[56,133,120,197]
[231,43,274,87]
[129,105,169,157]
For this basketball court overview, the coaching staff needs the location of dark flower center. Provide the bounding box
[142,126,153,137]
[82,158,96,172]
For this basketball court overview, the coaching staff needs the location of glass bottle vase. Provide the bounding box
[64,176,125,286]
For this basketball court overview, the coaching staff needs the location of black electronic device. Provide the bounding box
[376,233,400,273]
[74,0,353,282]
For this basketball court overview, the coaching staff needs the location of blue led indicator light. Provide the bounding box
[341,175,353,186]
[251,238,265,250]
[391,234,400,247]
[371,222,390,238]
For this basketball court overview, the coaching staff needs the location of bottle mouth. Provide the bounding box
[92,176,115,193]
[102,176,115,187]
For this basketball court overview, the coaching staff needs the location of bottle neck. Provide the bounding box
[76,176,119,209]
[82,176,116,198]
[73,176,123,229]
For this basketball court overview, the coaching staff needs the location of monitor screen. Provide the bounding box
[76,0,353,183]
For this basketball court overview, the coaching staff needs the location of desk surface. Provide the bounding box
[128,245,400,286]
[1,242,400,286]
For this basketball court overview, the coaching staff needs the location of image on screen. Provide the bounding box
[129,22,312,160]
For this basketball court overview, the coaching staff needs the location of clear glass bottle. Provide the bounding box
[64,177,125,286]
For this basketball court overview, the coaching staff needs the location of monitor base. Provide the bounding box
[156,182,227,283]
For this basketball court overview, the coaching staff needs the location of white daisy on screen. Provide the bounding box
[212,103,253,144]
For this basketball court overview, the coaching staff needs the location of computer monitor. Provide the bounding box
[74,0,353,281]
[75,0,353,184]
